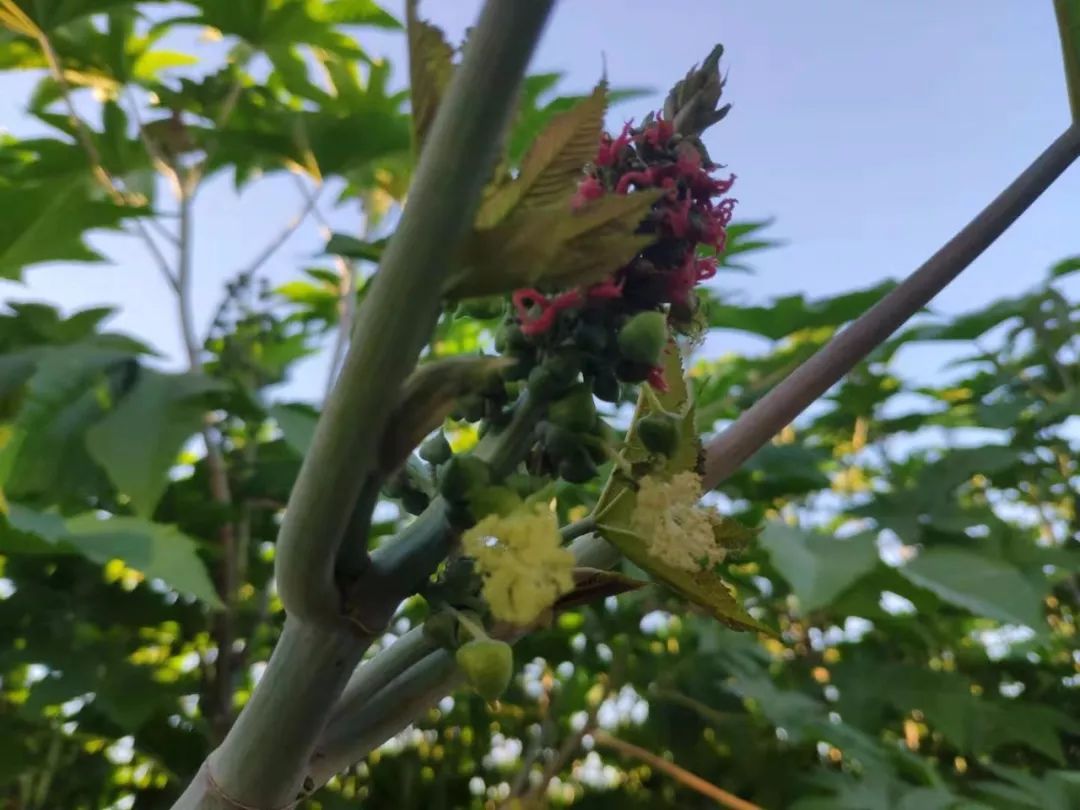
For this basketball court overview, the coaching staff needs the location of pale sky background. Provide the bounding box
[1,1,1077,405]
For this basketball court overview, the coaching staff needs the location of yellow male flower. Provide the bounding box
[462,504,575,626]
[631,472,728,572]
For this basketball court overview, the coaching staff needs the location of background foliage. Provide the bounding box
[0,2,1077,808]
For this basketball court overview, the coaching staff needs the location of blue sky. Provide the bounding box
[1,1,1077,401]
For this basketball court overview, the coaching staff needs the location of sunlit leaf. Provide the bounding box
[899,548,1046,631]
[449,190,661,299]
[476,82,606,229]
[405,0,453,155]
[66,513,223,608]
[759,524,879,612]
[86,371,221,518]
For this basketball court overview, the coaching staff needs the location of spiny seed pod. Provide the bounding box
[419,432,452,465]
[541,422,584,461]
[615,358,654,383]
[592,369,622,403]
[496,321,529,352]
[401,488,430,515]
[574,322,608,354]
[527,353,579,401]
[456,639,514,701]
[423,610,458,649]
[460,395,486,423]
[558,447,598,484]
[617,311,668,366]
[548,384,597,433]
[439,455,492,502]
[637,412,680,456]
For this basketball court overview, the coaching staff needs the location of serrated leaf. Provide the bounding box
[899,548,1047,631]
[0,179,145,281]
[66,513,222,608]
[759,524,880,612]
[85,371,220,518]
[0,344,132,493]
[406,0,453,155]
[476,82,606,229]
[1057,0,1080,120]
[378,355,512,473]
[594,346,768,633]
[449,190,661,300]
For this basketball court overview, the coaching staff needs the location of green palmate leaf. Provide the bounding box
[706,281,897,340]
[270,402,319,457]
[405,0,453,155]
[0,503,69,553]
[1057,0,1080,119]
[758,524,879,612]
[899,548,1047,631]
[65,513,222,608]
[0,179,145,281]
[449,190,661,299]
[130,49,197,82]
[378,355,513,473]
[0,343,132,496]
[476,82,606,229]
[1048,254,1080,278]
[323,232,386,262]
[6,0,140,32]
[595,345,767,633]
[85,371,221,518]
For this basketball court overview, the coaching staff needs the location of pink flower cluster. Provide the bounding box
[511,114,736,388]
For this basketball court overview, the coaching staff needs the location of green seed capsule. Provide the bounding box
[460,395,486,423]
[439,455,492,502]
[401,488,431,515]
[542,422,584,461]
[558,448,598,484]
[423,611,458,649]
[548,384,597,433]
[592,369,622,403]
[637,412,680,456]
[419,432,452,465]
[456,639,514,701]
[614,358,654,383]
[617,311,668,366]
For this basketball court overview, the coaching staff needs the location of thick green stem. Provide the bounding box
[703,123,1080,488]
[275,0,556,625]
[309,650,463,787]
[170,3,555,807]
[173,619,373,810]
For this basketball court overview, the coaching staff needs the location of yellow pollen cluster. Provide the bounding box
[631,472,728,572]
[462,504,575,626]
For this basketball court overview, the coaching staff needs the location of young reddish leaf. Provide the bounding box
[406,0,454,155]
[448,189,661,299]
[476,82,607,228]
[553,567,649,612]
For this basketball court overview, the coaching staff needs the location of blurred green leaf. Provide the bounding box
[899,548,1046,631]
[65,513,222,608]
[759,525,879,612]
[86,371,221,518]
